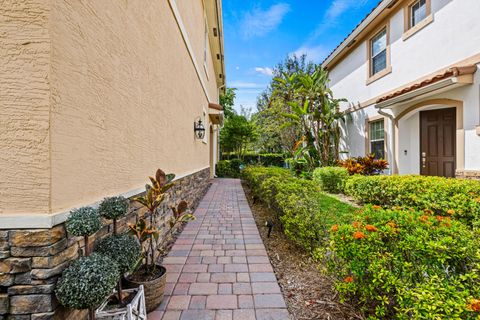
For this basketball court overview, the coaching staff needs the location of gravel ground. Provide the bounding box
[242,182,363,320]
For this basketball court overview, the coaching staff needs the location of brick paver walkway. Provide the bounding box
[148,179,290,320]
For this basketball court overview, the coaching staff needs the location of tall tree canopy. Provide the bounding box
[219,88,257,158]
[253,54,346,169]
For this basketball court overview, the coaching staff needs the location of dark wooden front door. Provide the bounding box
[420,108,456,177]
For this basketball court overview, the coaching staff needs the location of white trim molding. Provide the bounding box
[0,166,210,229]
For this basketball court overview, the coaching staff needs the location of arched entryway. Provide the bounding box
[394,99,464,177]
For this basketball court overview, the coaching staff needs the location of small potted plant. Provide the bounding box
[98,196,129,234]
[56,253,119,320]
[125,169,194,312]
[65,206,102,256]
[94,234,144,319]
[97,197,133,302]
[57,206,116,319]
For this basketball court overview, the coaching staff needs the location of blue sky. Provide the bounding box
[222,0,380,112]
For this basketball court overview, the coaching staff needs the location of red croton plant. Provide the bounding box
[339,154,388,175]
[128,169,194,276]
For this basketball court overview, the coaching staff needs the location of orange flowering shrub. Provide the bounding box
[467,299,480,312]
[353,231,367,239]
[244,167,480,319]
[352,221,361,228]
[327,205,480,319]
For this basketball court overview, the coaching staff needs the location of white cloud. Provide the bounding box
[228,80,264,89]
[254,67,274,76]
[291,45,330,63]
[312,0,369,39]
[241,3,290,39]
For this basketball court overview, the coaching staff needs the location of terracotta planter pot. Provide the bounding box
[124,265,167,313]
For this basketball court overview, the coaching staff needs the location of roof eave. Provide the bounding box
[322,0,399,70]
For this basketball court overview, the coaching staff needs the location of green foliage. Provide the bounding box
[66,207,102,237]
[345,175,480,227]
[129,168,181,274]
[339,154,389,175]
[327,205,480,319]
[98,196,129,220]
[254,55,315,155]
[219,87,236,119]
[94,234,141,274]
[220,114,258,157]
[55,253,119,310]
[243,166,480,319]
[240,152,285,167]
[216,159,244,178]
[222,152,285,167]
[313,166,350,193]
[242,166,357,252]
[278,67,346,166]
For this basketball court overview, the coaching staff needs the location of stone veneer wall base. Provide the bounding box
[456,170,480,180]
[0,168,211,320]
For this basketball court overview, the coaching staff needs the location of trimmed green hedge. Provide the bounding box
[313,166,350,193]
[223,152,285,167]
[345,175,480,227]
[242,166,480,319]
[242,166,357,251]
[216,159,243,178]
[328,205,480,319]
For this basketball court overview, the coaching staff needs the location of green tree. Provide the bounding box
[253,54,313,155]
[282,66,346,166]
[220,114,257,158]
[219,88,258,158]
[219,87,236,119]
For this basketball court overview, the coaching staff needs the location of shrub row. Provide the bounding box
[329,205,480,319]
[242,166,357,254]
[216,159,243,178]
[313,166,350,193]
[217,154,286,178]
[241,152,285,167]
[345,174,480,227]
[243,166,480,319]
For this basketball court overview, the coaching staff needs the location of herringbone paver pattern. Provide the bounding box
[148,179,289,320]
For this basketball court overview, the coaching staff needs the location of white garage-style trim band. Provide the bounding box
[0,166,210,229]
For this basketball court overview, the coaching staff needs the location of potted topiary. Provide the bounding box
[57,206,111,319]
[98,196,129,235]
[97,196,132,302]
[65,206,102,256]
[56,253,119,320]
[125,169,194,312]
[94,234,145,319]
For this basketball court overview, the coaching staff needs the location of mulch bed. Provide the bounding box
[242,182,363,320]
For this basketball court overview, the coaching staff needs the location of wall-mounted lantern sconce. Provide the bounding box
[194,119,206,139]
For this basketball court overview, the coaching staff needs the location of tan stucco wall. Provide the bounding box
[176,0,219,97]
[0,1,51,215]
[1,0,220,215]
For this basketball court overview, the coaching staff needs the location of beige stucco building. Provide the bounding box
[1,0,225,225]
[0,1,225,318]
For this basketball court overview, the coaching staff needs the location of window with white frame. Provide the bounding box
[410,0,427,28]
[369,120,385,159]
[370,28,387,76]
